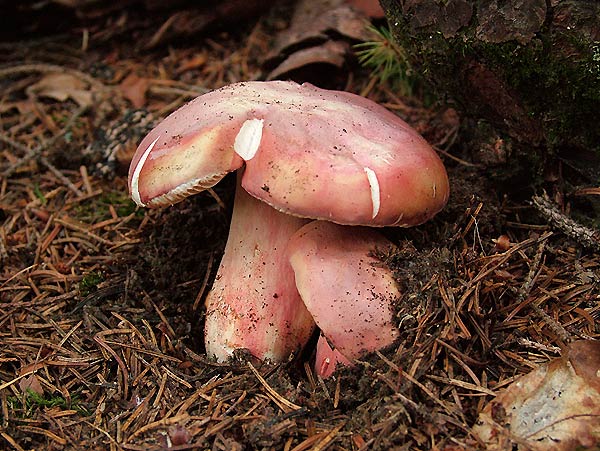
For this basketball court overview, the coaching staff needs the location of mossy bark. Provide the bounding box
[380,0,600,186]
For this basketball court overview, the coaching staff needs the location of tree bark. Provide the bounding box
[380,0,600,184]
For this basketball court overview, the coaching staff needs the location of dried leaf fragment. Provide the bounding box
[19,363,45,396]
[19,374,44,396]
[346,0,385,18]
[473,340,600,451]
[265,0,376,79]
[26,73,93,108]
[118,73,150,108]
[266,41,349,81]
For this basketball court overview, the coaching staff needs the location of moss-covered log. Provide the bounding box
[380,0,600,186]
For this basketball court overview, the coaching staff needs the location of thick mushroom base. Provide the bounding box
[204,182,315,363]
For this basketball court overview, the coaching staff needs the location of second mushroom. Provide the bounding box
[128,80,449,373]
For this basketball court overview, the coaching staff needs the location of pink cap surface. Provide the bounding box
[287,221,400,366]
[129,81,449,226]
[315,334,353,379]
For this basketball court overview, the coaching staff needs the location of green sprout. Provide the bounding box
[6,389,89,418]
[33,183,47,205]
[354,25,416,97]
[99,190,139,217]
[79,271,104,296]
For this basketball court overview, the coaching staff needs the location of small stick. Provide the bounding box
[192,252,214,311]
[247,362,301,412]
[93,330,130,399]
[0,233,8,264]
[532,192,600,251]
[515,236,547,304]
[80,165,94,196]
[310,421,347,451]
[0,431,26,451]
[40,157,83,196]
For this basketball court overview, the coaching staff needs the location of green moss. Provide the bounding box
[6,389,89,418]
[473,37,600,153]
[100,190,139,217]
[79,271,104,296]
[32,183,47,205]
[75,190,140,222]
[382,0,600,187]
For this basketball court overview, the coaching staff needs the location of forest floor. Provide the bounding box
[0,2,599,450]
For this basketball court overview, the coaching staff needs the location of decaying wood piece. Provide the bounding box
[379,0,600,182]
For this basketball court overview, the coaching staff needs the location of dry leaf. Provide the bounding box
[26,73,93,108]
[265,0,375,83]
[346,0,385,18]
[267,41,349,81]
[118,73,150,108]
[19,374,44,396]
[268,0,373,59]
[473,340,600,451]
[19,362,45,396]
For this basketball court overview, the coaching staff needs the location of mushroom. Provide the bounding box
[128,80,449,363]
[203,176,314,362]
[287,221,400,377]
[315,335,353,379]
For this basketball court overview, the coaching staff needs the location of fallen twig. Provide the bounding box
[532,192,600,251]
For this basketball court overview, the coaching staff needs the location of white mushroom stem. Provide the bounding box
[204,175,315,362]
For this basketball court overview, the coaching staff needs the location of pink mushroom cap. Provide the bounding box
[315,334,354,379]
[128,81,448,227]
[287,221,401,375]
